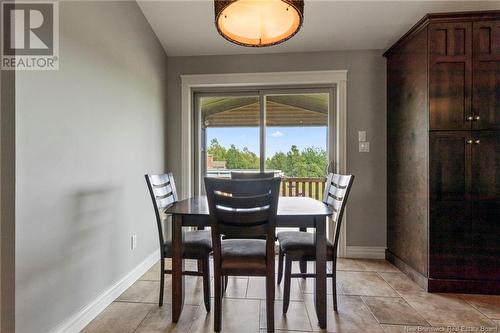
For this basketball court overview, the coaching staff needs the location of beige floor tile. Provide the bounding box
[177,276,207,306]
[336,258,365,271]
[140,259,200,281]
[337,271,399,297]
[211,277,248,299]
[135,303,199,333]
[361,296,428,326]
[381,324,429,333]
[82,302,154,333]
[247,276,303,301]
[189,298,261,333]
[353,260,400,273]
[291,261,323,273]
[140,261,162,281]
[117,280,160,303]
[460,294,500,320]
[259,330,310,333]
[88,258,500,333]
[118,276,205,305]
[259,300,313,331]
[304,294,385,333]
[298,276,335,295]
[378,272,426,297]
[403,292,496,328]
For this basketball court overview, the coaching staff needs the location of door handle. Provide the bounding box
[466,139,473,144]
[466,116,473,121]
[474,115,480,121]
[474,139,480,145]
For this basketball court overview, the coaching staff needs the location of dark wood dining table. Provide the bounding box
[165,195,333,329]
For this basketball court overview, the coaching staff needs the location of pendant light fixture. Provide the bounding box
[214,0,304,47]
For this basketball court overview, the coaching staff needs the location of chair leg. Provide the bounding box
[214,272,222,332]
[282,257,292,314]
[332,257,338,312]
[266,266,275,332]
[277,248,284,285]
[299,260,307,278]
[202,257,211,312]
[159,257,165,307]
[298,228,307,279]
[197,258,203,273]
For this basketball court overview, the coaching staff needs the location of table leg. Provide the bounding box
[314,216,327,329]
[172,215,185,322]
[299,227,307,275]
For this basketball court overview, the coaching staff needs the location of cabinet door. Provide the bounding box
[429,132,473,279]
[429,23,472,130]
[473,21,500,130]
[471,131,500,280]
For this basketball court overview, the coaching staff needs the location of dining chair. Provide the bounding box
[205,177,281,332]
[276,173,354,313]
[218,171,278,291]
[145,173,212,312]
[230,171,275,179]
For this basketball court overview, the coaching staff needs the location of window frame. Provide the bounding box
[193,86,335,195]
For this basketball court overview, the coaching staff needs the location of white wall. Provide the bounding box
[167,50,387,248]
[14,2,167,332]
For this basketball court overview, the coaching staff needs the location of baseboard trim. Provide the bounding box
[385,249,428,290]
[428,277,500,295]
[50,250,160,333]
[345,246,386,259]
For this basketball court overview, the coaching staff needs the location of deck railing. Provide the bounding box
[280,177,326,200]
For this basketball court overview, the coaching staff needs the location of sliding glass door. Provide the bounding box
[194,88,334,196]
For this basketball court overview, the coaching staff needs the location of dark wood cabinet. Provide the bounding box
[473,21,500,130]
[429,132,472,280]
[471,131,500,280]
[385,11,500,294]
[429,23,472,130]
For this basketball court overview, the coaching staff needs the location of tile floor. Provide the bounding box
[83,258,500,332]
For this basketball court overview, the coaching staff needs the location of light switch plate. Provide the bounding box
[358,131,367,142]
[359,142,370,153]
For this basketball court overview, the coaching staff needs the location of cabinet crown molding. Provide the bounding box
[383,10,500,58]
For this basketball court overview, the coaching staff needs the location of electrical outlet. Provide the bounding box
[359,142,370,153]
[131,235,137,250]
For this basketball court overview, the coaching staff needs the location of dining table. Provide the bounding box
[165,195,333,329]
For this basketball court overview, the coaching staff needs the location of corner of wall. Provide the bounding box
[1,66,16,333]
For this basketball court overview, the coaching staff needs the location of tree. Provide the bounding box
[207,138,227,161]
[266,145,327,177]
[207,139,259,170]
[266,152,287,174]
[208,138,327,177]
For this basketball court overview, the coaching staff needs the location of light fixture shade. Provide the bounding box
[214,0,304,47]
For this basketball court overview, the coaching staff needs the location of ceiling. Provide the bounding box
[137,1,500,57]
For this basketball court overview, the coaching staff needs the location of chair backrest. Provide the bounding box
[205,177,280,243]
[231,171,276,179]
[145,173,178,248]
[322,173,355,255]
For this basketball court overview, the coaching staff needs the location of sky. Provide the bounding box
[206,126,328,157]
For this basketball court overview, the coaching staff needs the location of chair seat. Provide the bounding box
[221,239,267,273]
[164,230,212,259]
[277,231,334,258]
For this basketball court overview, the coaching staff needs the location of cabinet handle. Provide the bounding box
[466,139,473,144]
[466,116,473,121]
[474,139,480,144]
[474,115,480,121]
